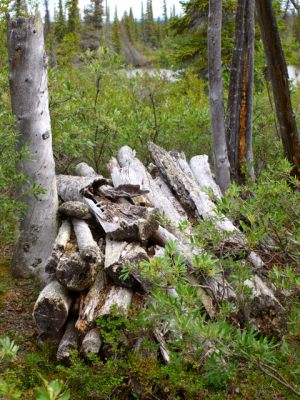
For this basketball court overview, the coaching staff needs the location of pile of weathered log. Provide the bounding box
[33,143,287,362]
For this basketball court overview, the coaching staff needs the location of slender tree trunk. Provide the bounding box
[7,12,58,278]
[208,0,231,193]
[226,0,255,183]
[256,0,300,178]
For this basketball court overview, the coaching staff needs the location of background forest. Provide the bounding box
[0,0,300,399]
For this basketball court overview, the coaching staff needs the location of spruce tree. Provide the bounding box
[67,0,80,33]
[163,0,168,23]
[111,6,121,53]
[55,0,66,41]
[44,0,51,38]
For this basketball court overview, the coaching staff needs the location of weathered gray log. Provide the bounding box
[76,270,106,333]
[244,275,287,336]
[72,219,102,262]
[7,12,58,278]
[154,327,171,364]
[85,195,158,242]
[150,144,238,235]
[57,175,107,203]
[151,144,268,268]
[75,162,98,177]
[57,319,79,362]
[45,220,72,277]
[189,155,222,201]
[190,156,264,272]
[98,286,133,317]
[57,174,158,242]
[108,154,187,239]
[108,156,189,251]
[59,201,92,220]
[105,238,150,291]
[151,172,189,224]
[33,280,72,338]
[153,225,285,334]
[81,327,102,357]
[56,252,100,291]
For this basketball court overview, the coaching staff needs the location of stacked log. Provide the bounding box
[33,145,287,364]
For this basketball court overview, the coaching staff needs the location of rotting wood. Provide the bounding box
[72,218,102,262]
[56,251,100,291]
[59,201,92,220]
[57,174,158,242]
[98,285,133,317]
[45,220,72,277]
[108,153,187,239]
[75,162,98,177]
[57,318,80,362]
[189,155,222,201]
[105,238,151,291]
[33,280,72,339]
[76,270,106,334]
[81,327,102,357]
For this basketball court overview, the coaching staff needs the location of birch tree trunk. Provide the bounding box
[256,0,300,178]
[7,12,58,278]
[208,0,231,193]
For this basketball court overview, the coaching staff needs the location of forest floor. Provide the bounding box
[1,245,299,399]
[0,246,39,356]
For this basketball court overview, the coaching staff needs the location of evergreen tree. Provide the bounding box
[111,6,121,53]
[163,0,168,23]
[44,0,51,38]
[84,0,103,30]
[55,0,66,41]
[67,0,80,33]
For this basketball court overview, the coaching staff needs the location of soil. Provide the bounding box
[0,246,40,355]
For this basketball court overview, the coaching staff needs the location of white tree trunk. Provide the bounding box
[7,12,58,278]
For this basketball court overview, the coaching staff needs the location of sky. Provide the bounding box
[48,0,183,20]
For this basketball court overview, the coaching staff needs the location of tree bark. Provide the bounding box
[57,318,80,362]
[256,0,300,178]
[45,220,72,278]
[226,0,255,183]
[7,12,58,278]
[72,218,103,262]
[81,327,102,357]
[208,0,231,193]
[58,201,92,220]
[57,174,158,242]
[189,155,222,200]
[105,238,150,291]
[56,251,100,291]
[33,280,72,339]
[108,151,189,241]
[76,270,106,333]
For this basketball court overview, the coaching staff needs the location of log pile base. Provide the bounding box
[33,145,287,363]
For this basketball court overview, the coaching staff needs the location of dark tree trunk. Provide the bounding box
[256,0,300,178]
[208,0,231,193]
[226,0,255,183]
